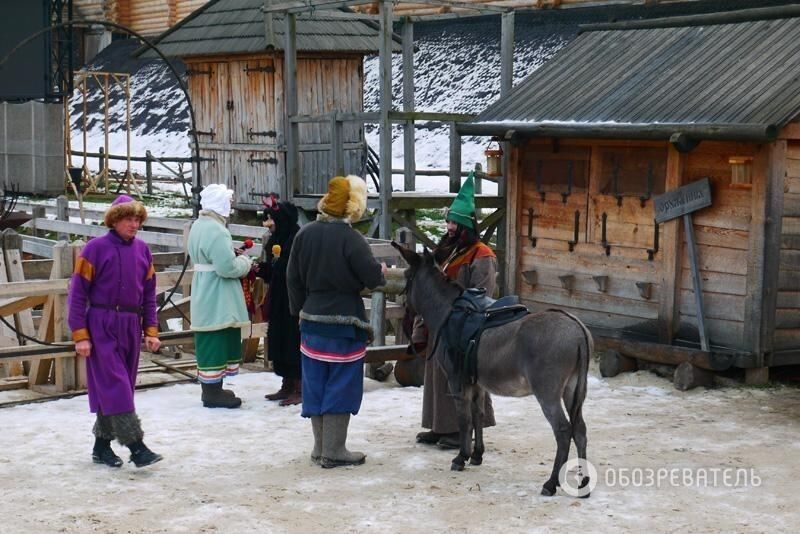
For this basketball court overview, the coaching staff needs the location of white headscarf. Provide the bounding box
[200,183,234,217]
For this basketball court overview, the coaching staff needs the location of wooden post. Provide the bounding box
[31,206,46,238]
[497,11,514,295]
[599,349,637,378]
[330,111,344,177]
[70,240,87,388]
[683,213,710,352]
[658,147,685,344]
[52,241,76,392]
[181,221,193,332]
[283,13,298,201]
[474,162,483,195]
[56,195,69,242]
[98,146,105,175]
[449,122,461,193]
[145,150,153,195]
[402,18,416,193]
[378,0,394,239]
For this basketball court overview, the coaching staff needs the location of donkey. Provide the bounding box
[393,243,592,497]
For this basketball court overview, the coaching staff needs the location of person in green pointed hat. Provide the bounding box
[410,171,498,450]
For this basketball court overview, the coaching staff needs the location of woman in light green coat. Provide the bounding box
[187,184,253,408]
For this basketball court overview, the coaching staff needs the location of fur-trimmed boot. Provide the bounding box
[265,377,292,401]
[279,378,302,406]
[321,413,365,468]
[310,416,323,465]
[127,440,163,468]
[92,437,123,468]
[201,381,242,409]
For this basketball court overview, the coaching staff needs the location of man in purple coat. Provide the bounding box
[68,195,163,468]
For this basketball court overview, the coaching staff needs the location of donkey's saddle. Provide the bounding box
[441,288,529,393]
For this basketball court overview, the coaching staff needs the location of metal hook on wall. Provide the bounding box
[535,159,546,202]
[568,210,580,252]
[561,160,573,204]
[600,212,611,256]
[647,221,660,261]
[527,207,538,248]
[640,162,653,208]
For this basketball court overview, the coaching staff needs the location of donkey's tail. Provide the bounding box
[550,309,592,427]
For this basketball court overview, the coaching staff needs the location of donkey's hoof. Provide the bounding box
[469,456,483,466]
[451,461,465,472]
[540,484,557,497]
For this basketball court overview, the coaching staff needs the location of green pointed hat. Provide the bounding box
[447,172,477,229]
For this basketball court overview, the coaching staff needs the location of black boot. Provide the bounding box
[92,438,123,468]
[201,381,242,409]
[127,440,163,468]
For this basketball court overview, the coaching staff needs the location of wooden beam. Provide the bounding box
[402,18,416,193]
[758,141,786,356]
[284,13,298,201]
[658,146,685,343]
[379,0,394,239]
[449,122,461,193]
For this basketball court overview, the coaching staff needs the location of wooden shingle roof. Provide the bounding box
[144,0,400,57]
[461,6,800,142]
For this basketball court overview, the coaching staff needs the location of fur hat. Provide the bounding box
[317,175,367,222]
[104,195,147,228]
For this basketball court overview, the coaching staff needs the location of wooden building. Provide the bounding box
[460,6,800,382]
[73,0,207,36]
[141,0,400,209]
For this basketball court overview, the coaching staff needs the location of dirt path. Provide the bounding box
[1,360,798,532]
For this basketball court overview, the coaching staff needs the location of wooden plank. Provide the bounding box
[678,290,745,322]
[680,244,748,275]
[519,285,658,320]
[688,225,749,250]
[778,270,800,290]
[782,217,800,235]
[780,234,800,250]
[773,328,800,349]
[786,176,800,194]
[783,193,800,217]
[678,313,744,348]
[779,249,800,271]
[775,309,800,329]
[777,291,800,308]
[522,265,661,301]
[679,270,747,296]
[0,295,47,317]
[507,145,520,295]
[520,246,659,282]
[521,298,655,332]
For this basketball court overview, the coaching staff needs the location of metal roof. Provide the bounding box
[462,8,800,141]
[143,0,401,58]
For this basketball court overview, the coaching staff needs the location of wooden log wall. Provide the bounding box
[513,139,755,350]
[73,0,205,36]
[188,53,364,207]
[678,141,753,348]
[775,139,800,349]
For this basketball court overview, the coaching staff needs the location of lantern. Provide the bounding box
[729,156,753,189]
[484,138,504,177]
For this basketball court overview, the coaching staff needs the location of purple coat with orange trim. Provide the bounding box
[68,230,158,415]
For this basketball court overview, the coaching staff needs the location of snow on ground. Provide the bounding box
[1,359,799,533]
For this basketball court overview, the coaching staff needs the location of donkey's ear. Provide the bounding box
[422,247,435,264]
[391,240,420,268]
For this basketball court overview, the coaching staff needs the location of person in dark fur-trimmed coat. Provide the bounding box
[257,194,302,406]
[287,175,386,468]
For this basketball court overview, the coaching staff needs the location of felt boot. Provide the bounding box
[415,430,443,444]
[321,413,365,468]
[310,415,323,465]
[127,440,163,468]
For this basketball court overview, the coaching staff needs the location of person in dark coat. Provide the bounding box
[257,194,302,406]
[287,175,386,468]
